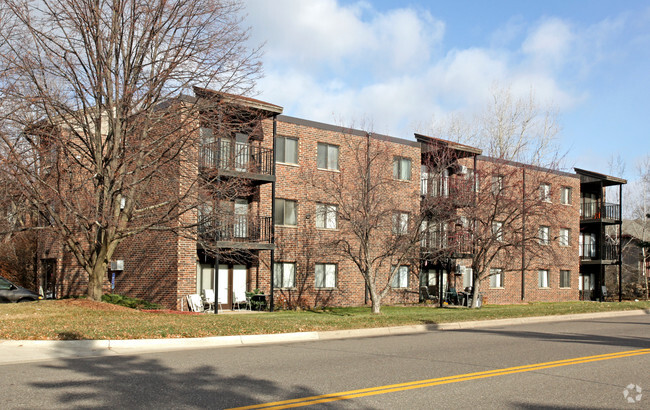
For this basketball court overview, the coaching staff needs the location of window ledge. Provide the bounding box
[317,167,340,173]
[277,162,300,168]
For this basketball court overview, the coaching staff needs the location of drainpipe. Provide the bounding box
[270,115,277,312]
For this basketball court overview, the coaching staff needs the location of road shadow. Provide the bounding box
[27,352,366,409]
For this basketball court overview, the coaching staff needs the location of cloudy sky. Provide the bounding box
[242,0,649,181]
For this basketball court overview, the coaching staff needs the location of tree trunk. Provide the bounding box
[470,277,481,309]
[87,262,106,301]
[368,286,382,314]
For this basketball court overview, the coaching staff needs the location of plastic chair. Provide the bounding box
[186,294,204,312]
[203,289,216,311]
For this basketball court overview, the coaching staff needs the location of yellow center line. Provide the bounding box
[227,348,650,410]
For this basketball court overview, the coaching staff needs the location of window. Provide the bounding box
[467,169,480,192]
[315,263,337,288]
[275,199,297,226]
[316,203,337,229]
[392,212,409,235]
[538,269,549,288]
[492,221,504,241]
[462,266,473,288]
[539,183,551,202]
[393,157,412,181]
[420,269,438,286]
[489,268,504,288]
[317,142,339,170]
[559,228,570,247]
[561,186,572,205]
[538,226,550,245]
[391,265,408,288]
[273,262,296,288]
[560,270,571,288]
[491,175,504,194]
[276,136,298,165]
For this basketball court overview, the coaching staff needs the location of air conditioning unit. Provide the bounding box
[110,260,124,271]
[458,165,468,175]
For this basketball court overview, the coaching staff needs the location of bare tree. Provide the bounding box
[305,131,423,314]
[626,155,650,299]
[0,0,261,300]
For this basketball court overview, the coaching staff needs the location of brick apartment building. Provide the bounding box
[34,89,625,309]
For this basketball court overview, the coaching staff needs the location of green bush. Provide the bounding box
[102,293,163,310]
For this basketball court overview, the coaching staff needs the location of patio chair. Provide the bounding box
[186,294,204,312]
[233,291,251,311]
[446,287,460,305]
[203,289,216,311]
[420,286,438,303]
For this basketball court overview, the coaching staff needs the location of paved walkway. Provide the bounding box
[0,309,648,365]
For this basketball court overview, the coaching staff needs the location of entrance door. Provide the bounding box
[233,265,247,305]
[41,259,57,299]
[217,265,229,306]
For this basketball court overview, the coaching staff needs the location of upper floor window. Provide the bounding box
[275,199,297,226]
[316,203,338,229]
[317,142,339,170]
[276,136,298,165]
[392,212,409,235]
[561,186,572,205]
[492,221,504,242]
[538,226,550,245]
[559,228,570,247]
[315,263,337,288]
[393,157,412,181]
[491,175,504,195]
[539,183,551,202]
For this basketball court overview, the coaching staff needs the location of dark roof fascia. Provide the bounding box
[276,115,420,148]
[193,87,283,116]
[478,155,579,179]
[414,133,482,156]
[574,167,627,186]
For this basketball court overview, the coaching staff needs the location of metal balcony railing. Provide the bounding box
[199,139,273,177]
[580,202,620,220]
[421,231,473,255]
[199,215,272,244]
[579,241,618,261]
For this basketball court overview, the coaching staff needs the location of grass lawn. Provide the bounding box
[1,299,649,340]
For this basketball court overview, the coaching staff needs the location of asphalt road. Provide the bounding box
[1,314,649,409]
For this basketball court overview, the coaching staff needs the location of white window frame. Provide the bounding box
[540,183,551,202]
[392,211,409,235]
[492,221,504,242]
[538,269,549,288]
[275,198,297,226]
[276,136,298,165]
[273,262,296,289]
[317,142,339,170]
[559,228,570,247]
[315,263,337,288]
[489,268,504,288]
[538,226,550,245]
[560,186,572,205]
[393,156,412,181]
[316,203,337,229]
[391,265,409,288]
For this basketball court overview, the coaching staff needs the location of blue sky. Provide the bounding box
[242,1,649,182]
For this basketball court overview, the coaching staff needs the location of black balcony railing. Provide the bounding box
[579,241,617,261]
[580,202,620,220]
[421,177,475,208]
[421,231,473,255]
[199,139,273,177]
[199,215,272,244]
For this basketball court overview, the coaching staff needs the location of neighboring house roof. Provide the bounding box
[622,219,650,241]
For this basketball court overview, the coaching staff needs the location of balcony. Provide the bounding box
[199,215,273,250]
[580,202,620,222]
[421,177,474,208]
[579,241,618,263]
[199,139,274,183]
[421,231,473,257]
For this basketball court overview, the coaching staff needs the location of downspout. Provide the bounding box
[521,166,526,300]
[270,115,277,312]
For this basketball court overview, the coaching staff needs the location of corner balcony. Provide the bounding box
[421,231,473,258]
[199,215,273,250]
[199,139,275,184]
[580,202,620,223]
[579,242,618,264]
[421,177,475,209]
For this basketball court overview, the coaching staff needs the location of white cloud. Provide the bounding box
[521,18,574,68]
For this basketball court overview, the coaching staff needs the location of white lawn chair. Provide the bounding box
[233,291,251,311]
[186,294,204,312]
[203,289,219,312]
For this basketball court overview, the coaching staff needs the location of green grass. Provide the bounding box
[1,300,648,340]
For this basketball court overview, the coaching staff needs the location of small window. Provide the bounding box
[420,269,438,286]
[539,183,551,202]
[393,157,412,181]
[491,175,504,194]
[560,186,572,205]
[489,268,504,288]
[316,203,337,229]
[273,262,296,288]
[391,265,409,288]
[560,270,571,288]
[538,226,550,245]
[275,199,297,226]
[317,143,339,170]
[492,221,504,242]
[462,266,474,289]
[538,269,549,288]
[276,136,298,165]
[559,228,570,247]
[315,263,337,288]
[392,212,409,235]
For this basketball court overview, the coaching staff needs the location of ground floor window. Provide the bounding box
[489,268,504,288]
[560,270,571,288]
[538,269,549,288]
[391,265,408,288]
[315,263,337,288]
[274,262,296,288]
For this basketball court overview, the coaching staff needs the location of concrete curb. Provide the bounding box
[1,309,648,364]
